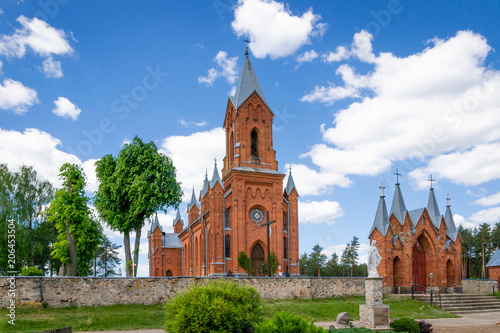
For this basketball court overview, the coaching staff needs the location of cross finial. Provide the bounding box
[446,194,451,207]
[379,181,385,198]
[428,174,435,189]
[289,166,292,175]
[393,168,402,185]
[244,39,250,55]
[192,185,195,192]
[214,157,217,167]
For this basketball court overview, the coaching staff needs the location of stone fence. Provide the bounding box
[1,277,497,308]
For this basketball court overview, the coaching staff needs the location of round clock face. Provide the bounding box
[250,208,264,223]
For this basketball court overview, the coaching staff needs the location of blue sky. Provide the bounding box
[1,0,500,276]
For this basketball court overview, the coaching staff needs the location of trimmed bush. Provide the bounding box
[21,267,43,276]
[390,317,420,333]
[165,279,262,333]
[255,312,324,333]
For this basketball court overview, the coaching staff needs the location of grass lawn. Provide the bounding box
[0,297,457,332]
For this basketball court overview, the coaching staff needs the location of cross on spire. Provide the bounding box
[214,157,217,167]
[446,194,451,207]
[244,39,250,55]
[428,174,436,189]
[289,166,292,175]
[379,181,385,198]
[393,168,402,185]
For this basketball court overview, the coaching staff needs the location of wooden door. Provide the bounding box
[251,243,265,276]
[412,240,426,292]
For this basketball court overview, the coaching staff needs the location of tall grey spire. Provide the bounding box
[210,158,224,190]
[369,183,390,237]
[390,183,407,225]
[427,187,442,228]
[285,167,299,196]
[444,195,458,242]
[150,213,162,232]
[201,170,209,198]
[188,186,199,211]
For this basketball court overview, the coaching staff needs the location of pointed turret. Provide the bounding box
[188,186,199,211]
[150,213,162,233]
[369,182,390,237]
[210,159,224,190]
[390,183,407,224]
[426,178,442,229]
[201,170,209,198]
[173,209,184,234]
[229,53,272,112]
[285,168,299,197]
[444,195,458,242]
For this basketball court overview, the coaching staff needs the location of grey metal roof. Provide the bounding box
[368,196,390,238]
[390,184,407,225]
[486,249,500,267]
[162,233,183,248]
[444,205,458,242]
[150,213,162,233]
[408,208,425,227]
[229,54,272,112]
[173,209,183,227]
[427,188,442,229]
[285,172,299,196]
[188,188,199,211]
[232,166,283,175]
[201,171,209,198]
[210,162,224,190]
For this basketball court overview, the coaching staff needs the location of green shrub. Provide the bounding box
[238,251,253,275]
[165,279,262,333]
[390,317,420,333]
[21,267,43,276]
[255,312,324,333]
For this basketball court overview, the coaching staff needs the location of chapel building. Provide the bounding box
[148,52,299,277]
[368,177,462,294]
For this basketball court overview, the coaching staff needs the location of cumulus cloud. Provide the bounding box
[475,191,500,207]
[179,119,207,128]
[42,56,63,78]
[0,127,81,186]
[198,51,238,86]
[469,207,500,224]
[322,46,349,63]
[285,163,351,196]
[160,128,225,200]
[232,0,324,59]
[298,200,344,224]
[0,78,39,114]
[299,30,500,190]
[52,97,81,120]
[0,16,73,58]
[81,159,99,193]
[297,50,318,63]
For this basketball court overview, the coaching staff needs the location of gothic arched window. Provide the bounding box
[251,130,258,158]
[225,235,231,258]
[283,237,288,258]
[224,208,231,229]
[283,213,287,232]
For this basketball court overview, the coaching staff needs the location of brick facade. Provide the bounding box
[148,53,299,277]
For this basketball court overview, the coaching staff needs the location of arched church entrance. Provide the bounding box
[446,259,454,287]
[412,238,426,292]
[251,243,265,276]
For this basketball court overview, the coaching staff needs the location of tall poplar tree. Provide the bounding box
[94,136,182,276]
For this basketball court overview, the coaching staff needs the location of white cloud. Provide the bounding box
[322,46,349,63]
[232,0,324,59]
[81,159,99,193]
[160,128,225,200]
[453,214,477,229]
[0,78,39,114]
[321,243,370,264]
[0,9,4,14]
[0,127,81,186]
[198,51,238,86]
[286,163,351,196]
[475,191,500,207]
[0,16,73,58]
[298,200,344,225]
[297,50,318,63]
[179,119,207,127]
[300,30,500,189]
[469,207,500,224]
[42,56,63,78]
[52,97,81,120]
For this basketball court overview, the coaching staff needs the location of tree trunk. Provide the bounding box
[133,227,142,277]
[66,180,78,276]
[124,231,131,277]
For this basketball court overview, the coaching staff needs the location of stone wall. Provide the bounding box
[0,277,366,308]
[1,277,496,308]
[461,279,498,294]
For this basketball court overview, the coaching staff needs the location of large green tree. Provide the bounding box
[94,136,182,276]
[308,244,327,277]
[94,236,121,277]
[48,163,102,276]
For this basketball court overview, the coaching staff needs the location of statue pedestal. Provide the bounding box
[360,278,390,330]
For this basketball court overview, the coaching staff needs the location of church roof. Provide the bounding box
[210,161,224,190]
[173,209,183,226]
[369,195,390,237]
[444,204,458,242]
[188,187,199,211]
[487,249,500,267]
[229,53,272,112]
[150,213,162,233]
[201,170,209,198]
[427,188,442,229]
[285,171,299,196]
[408,208,425,230]
[162,233,183,248]
[390,183,407,224]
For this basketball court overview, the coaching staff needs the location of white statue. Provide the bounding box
[367,240,382,278]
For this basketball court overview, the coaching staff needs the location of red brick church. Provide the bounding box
[148,52,299,277]
[369,175,462,293]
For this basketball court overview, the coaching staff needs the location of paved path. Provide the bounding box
[82,311,500,332]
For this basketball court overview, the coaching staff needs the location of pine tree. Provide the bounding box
[95,236,121,277]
